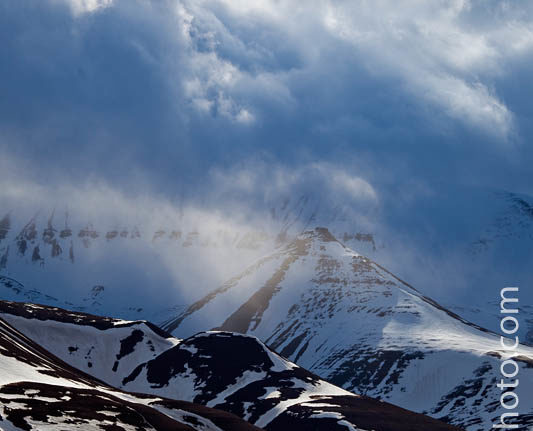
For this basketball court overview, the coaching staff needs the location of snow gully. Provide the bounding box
[493,287,521,429]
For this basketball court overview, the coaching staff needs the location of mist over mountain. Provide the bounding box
[1,178,532,340]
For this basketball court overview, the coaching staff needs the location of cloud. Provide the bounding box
[207,161,378,204]
[328,171,378,202]
[3,2,533,176]
[54,0,113,16]
[321,0,527,138]
[169,0,532,140]
[1,0,533,217]
[0,148,382,319]
[0,152,286,310]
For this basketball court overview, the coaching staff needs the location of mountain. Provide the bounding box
[1,187,532,339]
[373,188,533,341]
[0,298,179,388]
[0,310,263,430]
[0,201,379,321]
[161,227,533,430]
[1,188,532,428]
[440,190,533,341]
[0,209,277,319]
[0,299,464,431]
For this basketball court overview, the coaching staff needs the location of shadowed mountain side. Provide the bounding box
[1,299,465,431]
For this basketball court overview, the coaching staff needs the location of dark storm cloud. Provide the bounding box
[0,0,188,187]
[1,0,533,199]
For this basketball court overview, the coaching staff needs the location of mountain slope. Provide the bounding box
[161,228,533,430]
[0,299,178,388]
[0,314,262,431]
[0,299,464,431]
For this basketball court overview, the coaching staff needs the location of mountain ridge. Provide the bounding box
[161,227,533,430]
[0,298,465,431]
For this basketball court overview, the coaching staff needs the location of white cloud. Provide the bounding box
[4,0,532,195]
[55,0,113,15]
[422,76,512,135]
[0,151,280,302]
[176,2,259,124]
[329,171,378,202]
[170,0,533,140]
[208,161,378,205]
[321,0,528,138]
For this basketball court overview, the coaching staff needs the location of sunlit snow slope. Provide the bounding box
[163,228,533,430]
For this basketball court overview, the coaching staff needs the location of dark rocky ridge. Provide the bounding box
[0,313,263,430]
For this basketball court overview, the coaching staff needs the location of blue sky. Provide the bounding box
[2,0,533,202]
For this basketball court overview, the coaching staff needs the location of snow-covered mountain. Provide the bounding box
[0,209,276,319]
[0,299,464,431]
[1,187,532,429]
[0,204,379,322]
[1,186,532,339]
[0,309,263,430]
[0,298,178,388]
[161,227,533,430]
[374,187,533,341]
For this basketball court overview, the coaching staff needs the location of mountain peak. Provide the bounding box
[160,230,533,429]
[304,226,339,243]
